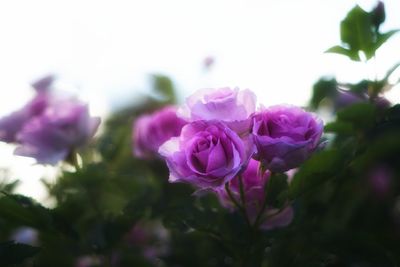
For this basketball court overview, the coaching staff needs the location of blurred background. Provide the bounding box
[0,0,399,203]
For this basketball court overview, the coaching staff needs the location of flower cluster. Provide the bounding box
[133,87,323,229]
[0,76,100,165]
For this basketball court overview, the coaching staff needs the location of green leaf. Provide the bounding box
[352,130,400,172]
[340,5,374,60]
[337,103,377,129]
[152,74,176,104]
[329,3,397,62]
[0,241,40,266]
[310,78,337,109]
[0,193,53,230]
[348,79,369,93]
[0,180,20,193]
[325,46,359,61]
[289,150,345,199]
[324,121,354,135]
[374,29,400,52]
[265,173,289,208]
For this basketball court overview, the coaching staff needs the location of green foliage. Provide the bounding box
[337,103,377,129]
[152,74,177,104]
[0,193,54,231]
[310,78,337,109]
[326,3,399,61]
[265,173,289,208]
[289,150,346,199]
[324,121,354,135]
[0,241,40,266]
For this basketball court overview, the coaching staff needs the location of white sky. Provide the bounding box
[0,0,399,202]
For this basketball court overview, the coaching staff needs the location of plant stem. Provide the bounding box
[238,174,247,214]
[253,197,268,228]
[253,170,271,228]
[225,182,251,227]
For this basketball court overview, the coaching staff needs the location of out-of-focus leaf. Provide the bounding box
[0,193,79,240]
[340,5,374,60]
[352,131,400,172]
[325,46,359,61]
[0,241,40,266]
[152,74,176,104]
[310,78,337,109]
[289,150,345,199]
[265,173,289,208]
[0,180,19,193]
[348,80,369,93]
[324,121,354,135]
[337,103,377,129]
[374,30,400,52]
[0,193,53,230]
[329,4,398,61]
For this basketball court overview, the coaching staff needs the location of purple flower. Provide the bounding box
[0,91,49,142]
[217,159,293,230]
[31,74,55,92]
[132,106,187,159]
[334,89,391,111]
[178,87,256,134]
[14,96,100,164]
[251,105,323,172]
[334,89,367,109]
[159,120,254,189]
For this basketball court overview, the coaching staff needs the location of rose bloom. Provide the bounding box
[0,88,49,142]
[14,96,100,165]
[178,87,256,134]
[217,159,293,230]
[132,106,187,159]
[0,77,100,165]
[159,120,254,189]
[251,105,323,173]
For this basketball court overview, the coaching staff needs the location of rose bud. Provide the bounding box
[217,159,293,230]
[14,96,100,165]
[132,106,187,159]
[251,105,323,173]
[159,120,254,189]
[178,87,256,134]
